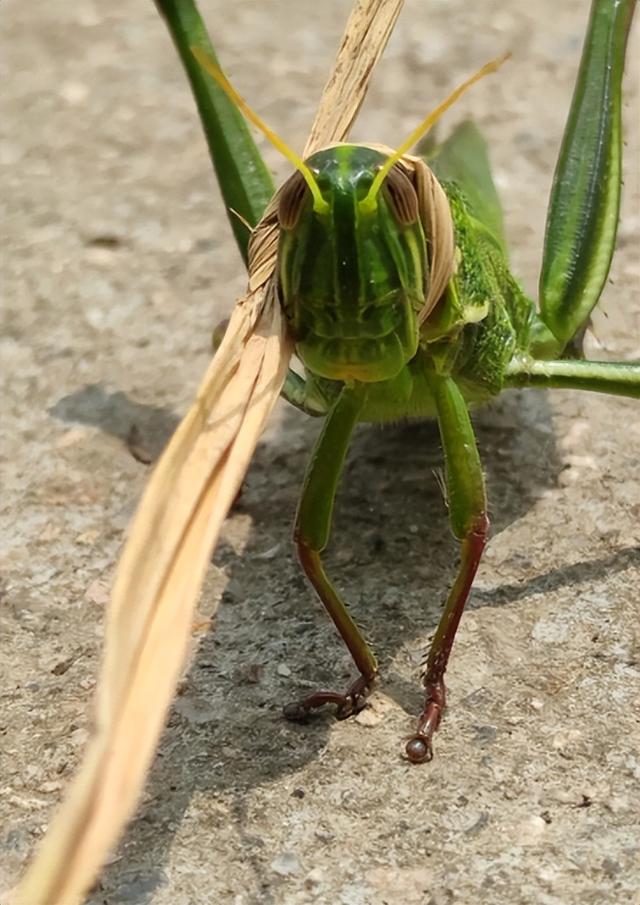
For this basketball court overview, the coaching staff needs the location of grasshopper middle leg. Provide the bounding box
[406,375,489,763]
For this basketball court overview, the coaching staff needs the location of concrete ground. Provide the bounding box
[1,1,639,903]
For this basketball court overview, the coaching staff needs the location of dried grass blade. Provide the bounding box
[16,294,292,905]
[304,0,404,155]
[15,0,405,901]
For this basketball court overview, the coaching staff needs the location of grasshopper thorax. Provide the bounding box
[277,145,427,383]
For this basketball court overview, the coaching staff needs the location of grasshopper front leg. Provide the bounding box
[213,318,327,415]
[406,375,489,763]
[284,384,379,721]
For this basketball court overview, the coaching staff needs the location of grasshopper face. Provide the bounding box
[277,145,427,383]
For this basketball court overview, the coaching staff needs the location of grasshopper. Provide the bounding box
[12,2,639,901]
[174,0,639,763]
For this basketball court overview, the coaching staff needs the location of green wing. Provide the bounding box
[421,121,507,256]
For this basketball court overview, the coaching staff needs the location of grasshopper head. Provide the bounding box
[277,145,427,383]
[187,46,509,384]
[189,47,508,383]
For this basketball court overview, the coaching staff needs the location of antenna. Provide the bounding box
[360,53,511,215]
[191,46,330,215]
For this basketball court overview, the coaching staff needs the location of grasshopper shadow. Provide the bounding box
[88,387,633,903]
[49,383,179,461]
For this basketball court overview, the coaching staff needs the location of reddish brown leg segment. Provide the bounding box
[406,517,489,763]
[283,544,378,721]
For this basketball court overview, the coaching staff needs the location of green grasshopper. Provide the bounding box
[159,0,638,763]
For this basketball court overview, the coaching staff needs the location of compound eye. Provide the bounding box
[278,171,309,230]
[384,164,419,225]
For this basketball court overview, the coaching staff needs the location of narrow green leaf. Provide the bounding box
[155,0,275,265]
[539,0,636,349]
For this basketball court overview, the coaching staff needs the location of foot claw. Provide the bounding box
[284,674,375,724]
[335,694,366,721]
[282,700,312,722]
[405,734,433,764]
[406,678,445,764]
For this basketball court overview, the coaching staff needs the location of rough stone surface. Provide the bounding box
[1,1,639,904]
